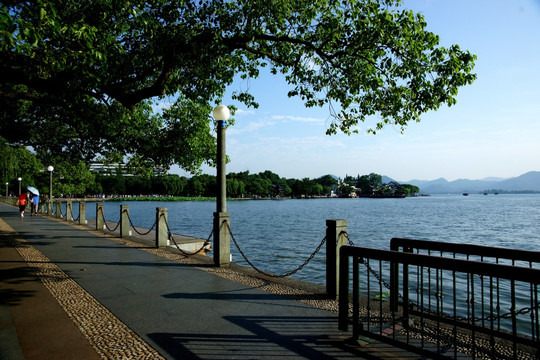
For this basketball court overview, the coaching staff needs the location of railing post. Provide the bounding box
[79,201,86,225]
[55,201,62,219]
[66,201,72,221]
[338,245,350,331]
[47,198,53,216]
[326,219,347,299]
[96,203,104,230]
[156,207,168,248]
[213,212,230,267]
[120,205,130,238]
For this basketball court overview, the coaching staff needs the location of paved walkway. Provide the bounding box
[0,202,378,359]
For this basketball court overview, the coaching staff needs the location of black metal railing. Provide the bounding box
[338,245,540,359]
[390,238,540,266]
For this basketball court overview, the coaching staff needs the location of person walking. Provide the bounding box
[16,192,28,217]
[31,192,39,215]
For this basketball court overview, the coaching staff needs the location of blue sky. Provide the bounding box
[172,0,540,182]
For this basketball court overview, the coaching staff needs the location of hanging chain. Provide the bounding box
[342,231,394,291]
[70,205,79,222]
[225,220,326,278]
[127,211,156,236]
[163,214,211,257]
[98,207,120,232]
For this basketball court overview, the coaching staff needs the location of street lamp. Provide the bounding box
[5,182,8,197]
[48,166,54,215]
[213,105,230,267]
[18,177,22,195]
[213,104,230,213]
[48,166,54,199]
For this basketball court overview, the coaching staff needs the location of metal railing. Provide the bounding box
[390,238,540,266]
[338,245,540,359]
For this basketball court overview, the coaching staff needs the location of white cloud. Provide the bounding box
[271,115,326,124]
[233,108,256,116]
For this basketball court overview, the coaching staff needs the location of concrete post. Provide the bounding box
[96,203,104,231]
[66,201,72,221]
[79,201,86,225]
[156,207,168,248]
[326,219,348,299]
[213,212,230,267]
[55,201,62,219]
[47,198,53,216]
[120,205,130,238]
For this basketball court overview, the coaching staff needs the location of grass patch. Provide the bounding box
[108,196,216,202]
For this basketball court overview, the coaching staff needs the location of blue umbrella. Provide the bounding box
[27,186,39,195]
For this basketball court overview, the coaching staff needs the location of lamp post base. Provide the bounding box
[213,212,230,267]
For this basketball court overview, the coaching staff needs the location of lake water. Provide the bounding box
[81,194,540,286]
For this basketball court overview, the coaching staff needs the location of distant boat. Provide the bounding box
[463,193,469,196]
[484,192,488,195]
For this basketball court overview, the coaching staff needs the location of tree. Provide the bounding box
[54,160,96,197]
[1,0,476,173]
[0,137,43,193]
[368,173,383,188]
[401,184,420,196]
[356,175,370,194]
[317,174,338,187]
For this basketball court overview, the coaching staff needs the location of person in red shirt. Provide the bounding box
[16,192,28,217]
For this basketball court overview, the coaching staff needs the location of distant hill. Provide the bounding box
[401,171,540,194]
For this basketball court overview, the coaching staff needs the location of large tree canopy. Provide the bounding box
[0,0,476,172]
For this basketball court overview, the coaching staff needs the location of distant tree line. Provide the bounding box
[2,137,418,198]
[342,173,419,197]
[97,170,339,198]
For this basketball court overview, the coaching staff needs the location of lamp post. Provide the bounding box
[213,105,231,267]
[5,182,8,197]
[18,177,22,195]
[48,166,54,215]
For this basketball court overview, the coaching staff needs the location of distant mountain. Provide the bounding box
[480,177,507,182]
[494,171,540,191]
[400,171,540,194]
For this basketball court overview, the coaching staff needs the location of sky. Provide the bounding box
[171,0,540,182]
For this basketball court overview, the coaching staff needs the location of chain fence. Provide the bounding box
[225,220,327,278]
[98,206,120,232]
[69,205,80,222]
[126,211,156,236]
[60,205,66,218]
[163,214,212,257]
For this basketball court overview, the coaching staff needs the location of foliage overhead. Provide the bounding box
[1,0,476,171]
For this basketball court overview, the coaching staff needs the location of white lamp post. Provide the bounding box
[212,105,231,267]
[48,166,54,199]
[213,105,230,213]
[5,182,8,197]
[48,166,54,216]
[18,177,22,195]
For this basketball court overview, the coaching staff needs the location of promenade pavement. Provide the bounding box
[0,202,389,359]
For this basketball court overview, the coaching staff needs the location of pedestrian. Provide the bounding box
[16,191,28,217]
[31,192,39,215]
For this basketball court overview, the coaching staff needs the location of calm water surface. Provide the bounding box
[82,194,540,285]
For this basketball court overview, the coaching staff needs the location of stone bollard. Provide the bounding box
[79,201,86,225]
[47,199,53,216]
[326,219,347,299]
[120,205,130,238]
[96,203,104,231]
[213,212,231,267]
[66,201,72,221]
[55,201,62,219]
[156,208,168,248]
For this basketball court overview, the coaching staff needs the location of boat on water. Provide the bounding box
[463,193,469,196]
